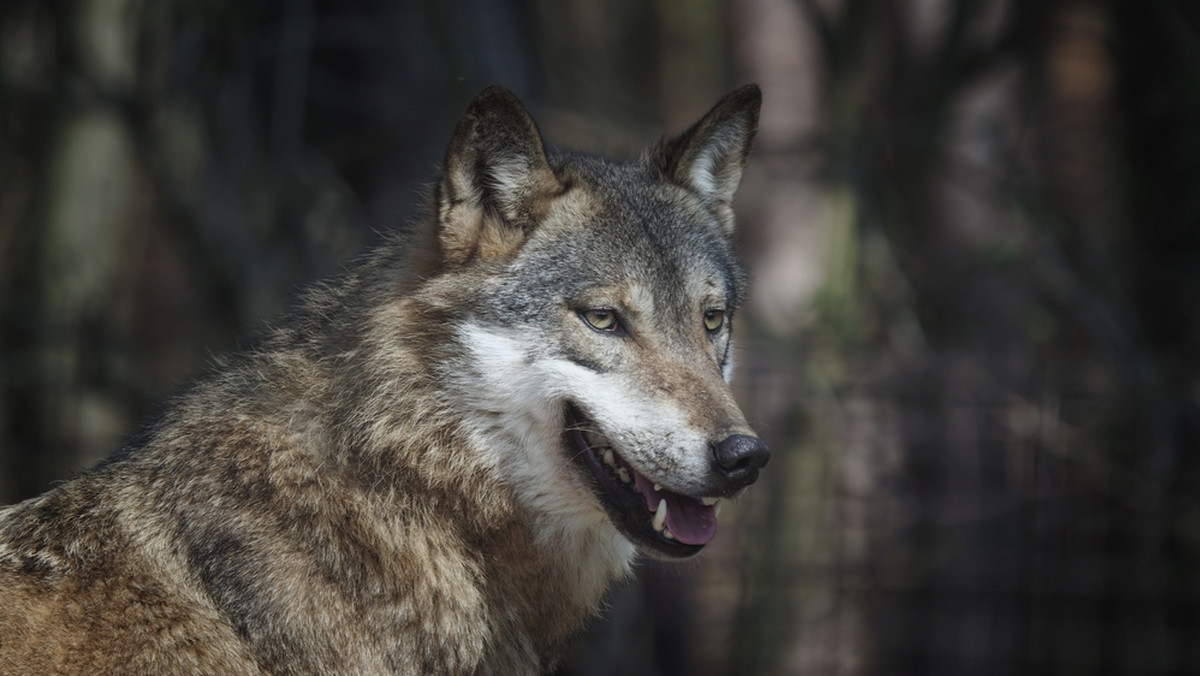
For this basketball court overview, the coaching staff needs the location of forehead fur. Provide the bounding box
[509,152,747,310]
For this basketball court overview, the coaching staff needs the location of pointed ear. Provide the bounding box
[437,86,562,266]
[653,84,761,223]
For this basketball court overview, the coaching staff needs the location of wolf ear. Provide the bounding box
[438,86,562,265]
[653,84,761,231]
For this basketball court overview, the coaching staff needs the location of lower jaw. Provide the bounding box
[617,519,706,559]
[564,405,707,559]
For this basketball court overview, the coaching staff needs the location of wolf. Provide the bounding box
[0,84,767,674]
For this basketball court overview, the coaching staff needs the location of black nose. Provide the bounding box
[711,434,770,488]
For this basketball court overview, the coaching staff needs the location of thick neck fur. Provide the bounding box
[107,236,635,672]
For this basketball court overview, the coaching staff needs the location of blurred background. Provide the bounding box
[2,0,1198,674]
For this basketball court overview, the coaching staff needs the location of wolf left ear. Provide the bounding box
[438,86,563,266]
[653,85,761,233]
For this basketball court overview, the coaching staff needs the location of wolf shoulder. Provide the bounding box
[0,467,267,673]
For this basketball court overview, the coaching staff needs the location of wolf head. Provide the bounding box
[429,85,767,559]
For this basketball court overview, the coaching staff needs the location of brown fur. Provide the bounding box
[0,85,763,674]
[0,247,607,673]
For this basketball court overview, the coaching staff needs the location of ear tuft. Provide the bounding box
[438,86,562,265]
[654,85,761,207]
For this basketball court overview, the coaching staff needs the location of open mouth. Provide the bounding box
[564,403,720,558]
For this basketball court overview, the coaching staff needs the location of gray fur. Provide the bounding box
[0,85,764,674]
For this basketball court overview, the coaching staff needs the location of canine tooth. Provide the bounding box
[701,497,719,506]
[617,468,631,484]
[602,449,615,467]
[652,499,668,532]
[663,528,674,540]
[715,501,722,517]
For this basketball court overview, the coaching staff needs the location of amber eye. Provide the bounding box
[703,309,725,332]
[581,309,618,332]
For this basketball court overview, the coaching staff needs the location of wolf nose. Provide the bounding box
[711,434,770,488]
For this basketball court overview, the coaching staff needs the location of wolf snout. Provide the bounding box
[711,434,770,489]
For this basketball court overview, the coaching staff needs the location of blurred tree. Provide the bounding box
[4,1,1200,674]
[724,0,1200,673]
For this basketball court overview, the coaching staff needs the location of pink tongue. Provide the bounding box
[633,473,717,546]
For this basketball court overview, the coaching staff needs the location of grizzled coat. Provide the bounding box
[0,85,762,674]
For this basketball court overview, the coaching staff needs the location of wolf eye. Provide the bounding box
[703,309,725,332]
[581,309,619,332]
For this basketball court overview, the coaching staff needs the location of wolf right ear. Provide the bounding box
[652,85,761,233]
[437,86,563,266]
